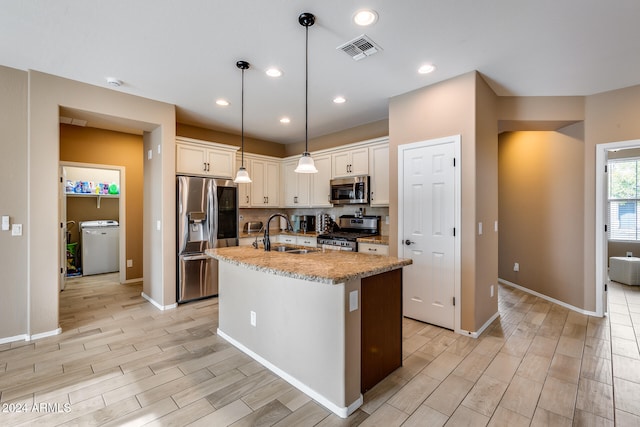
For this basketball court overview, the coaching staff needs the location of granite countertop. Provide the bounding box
[357,235,389,245]
[206,245,411,285]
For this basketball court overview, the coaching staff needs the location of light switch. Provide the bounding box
[1,215,9,231]
[156,220,161,231]
[147,149,153,160]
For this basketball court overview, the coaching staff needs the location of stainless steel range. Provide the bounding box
[317,215,380,251]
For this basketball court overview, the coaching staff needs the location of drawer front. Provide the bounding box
[358,243,389,256]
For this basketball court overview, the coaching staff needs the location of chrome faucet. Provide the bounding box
[264,213,293,251]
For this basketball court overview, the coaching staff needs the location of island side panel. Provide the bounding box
[361,269,403,392]
[217,262,362,412]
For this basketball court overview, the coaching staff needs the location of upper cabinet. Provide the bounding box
[176,137,238,178]
[282,159,310,207]
[369,142,389,207]
[249,156,280,207]
[309,154,333,207]
[331,146,369,178]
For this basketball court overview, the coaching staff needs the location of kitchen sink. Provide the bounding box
[272,245,319,254]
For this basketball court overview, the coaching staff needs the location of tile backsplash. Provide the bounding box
[239,206,390,235]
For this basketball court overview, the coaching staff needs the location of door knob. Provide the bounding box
[404,239,414,245]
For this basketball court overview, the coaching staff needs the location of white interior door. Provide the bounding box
[399,136,459,330]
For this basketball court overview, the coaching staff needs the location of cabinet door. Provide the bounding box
[250,159,267,206]
[310,155,332,207]
[282,161,299,207]
[236,159,251,207]
[207,149,234,178]
[349,147,369,176]
[369,144,389,206]
[332,150,351,177]
[176,144,207,175]
[264,161,281,207]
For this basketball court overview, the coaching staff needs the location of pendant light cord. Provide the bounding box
[304,23,309,154]
[241,67,245,167]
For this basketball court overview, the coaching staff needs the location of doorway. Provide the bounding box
[59,163,125,290]
[398,135,461,331]
[596,138,640,316]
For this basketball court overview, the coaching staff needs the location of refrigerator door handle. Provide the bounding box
[182,254,211,261]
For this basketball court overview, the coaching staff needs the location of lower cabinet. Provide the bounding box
[358,243,389,256]
[361,269,402,392]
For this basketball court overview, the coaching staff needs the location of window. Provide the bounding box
[608,158,640,240]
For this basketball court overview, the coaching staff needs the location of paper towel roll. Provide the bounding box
[280,216,287,231]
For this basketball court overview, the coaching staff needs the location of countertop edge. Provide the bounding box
[207,248,411,285]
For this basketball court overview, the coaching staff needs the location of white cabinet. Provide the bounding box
[277,234,297,244]
[282,160,310,207]
[331,147,369,178]
[297,235,317,247]
[358,243,389,256]
[236,158,251,207]
[369,143,389,207]
[309,155,333,207]
[250,158,280,207]
[276,234,317,247]
[176,137,237,178]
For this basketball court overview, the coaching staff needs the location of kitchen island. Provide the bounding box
[206,245,411,418]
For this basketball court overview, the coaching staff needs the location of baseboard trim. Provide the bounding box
[0,334,29,345]
[29,328,62,341]
[121,277,143,284]
[498,279,600,317]
[217,328,362,419]
[141,292,177,311]
[456,310,500,338]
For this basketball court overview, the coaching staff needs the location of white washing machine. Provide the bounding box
[80,220,119,276]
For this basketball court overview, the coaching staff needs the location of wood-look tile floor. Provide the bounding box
[0,273,638,426]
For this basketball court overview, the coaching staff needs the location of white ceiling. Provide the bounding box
[3,1,640,143]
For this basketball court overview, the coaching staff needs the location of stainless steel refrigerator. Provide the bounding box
[177,176,238,303]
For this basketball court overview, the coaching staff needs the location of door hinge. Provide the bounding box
[605,164,608,173]
[60,222,64,228]
[60,176,63,183]
[453,157,456,167]
[605,283,608,292]
[605,224,608,233]
[60,267,64,274]
[452,297,456,306]
[453,227,456,237]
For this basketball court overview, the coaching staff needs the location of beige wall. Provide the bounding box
[498,127,586,307]
[26,70,175,336]
[389,71,482,332]
[474,74,499,327]
[177,123,286,158]
[0,66,28,339]
[60,125,144,280]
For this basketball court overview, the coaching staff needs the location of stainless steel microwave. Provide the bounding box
[330,176,370,205]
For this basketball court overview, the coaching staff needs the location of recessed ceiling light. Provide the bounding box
[353,9,378,26]
[418,64,436,74]
[266,68,283,77]
[216,99,230,106]
[333,96,346,104]
[280,117,290,124]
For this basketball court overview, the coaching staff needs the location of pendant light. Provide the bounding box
[295,12,318,174]
[234,60,252,183]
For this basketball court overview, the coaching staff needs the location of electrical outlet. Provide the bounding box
[127,259,133,268]
[627,251,633,257]
[250,311,256,327]
[2,215,9,231]
[147,149,153,160]
[514,262,520,272]
[11,224,22,236]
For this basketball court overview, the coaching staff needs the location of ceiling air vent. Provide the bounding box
[337,34,382,61]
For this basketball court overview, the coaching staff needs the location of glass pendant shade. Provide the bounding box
[234,166,252,183]
[294,152,318,173]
